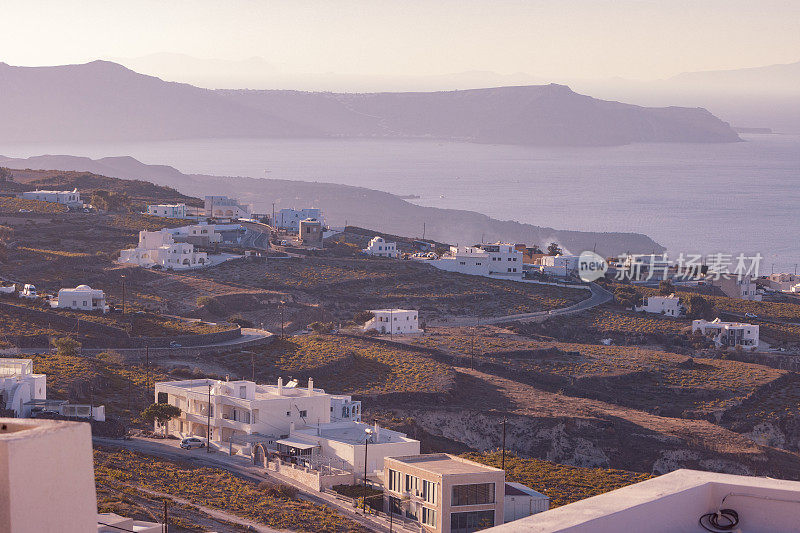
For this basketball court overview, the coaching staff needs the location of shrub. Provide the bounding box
[52,336,81,356]
[228,314,254,328]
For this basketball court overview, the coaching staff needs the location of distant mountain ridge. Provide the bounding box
[0,153,665,256]
[0,60,739,146]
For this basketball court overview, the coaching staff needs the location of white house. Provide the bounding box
[146,203,189,218]
[20,188,82,207]
[18,284,37,299]
[205,196,252,219]
[692,318,759,348]
[119,229,209,269]
[55,285,109,313]
[287,421,420,480]
[154,377,361,449]
[487,469,800,533]
[504,483,550,523]
[276,208,323,231]
[710,274,762,301]
[634,294,685,317]
[0,359,46,417]
[0,417,161,533]
[429,242,523,280]
[363,236,400,258]
[537,255,581,278]
[0,283,16,296]
[364,309,422,334]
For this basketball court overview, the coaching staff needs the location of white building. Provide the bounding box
[18,284,37,298]
[20,188,82,207]
[504,483,550,523]
[634,294,685,317]
[154,377,361,449]
[364,309,422,334]
[286,421,420,480]
[429,243,523,280]
[765,273,800,292]
[0,417,161,533]
[119,229,209,269]
[0,359,46,417]
[487,469,800,533]
[146,203,189,218]
[55,285,109,313]
[363,236,400,258]
[205,195,252,219]
[710,274,762,301]
[276,208,323,231]
[538,255,580,278]
[166,223,224,247]
[692,318,759,348]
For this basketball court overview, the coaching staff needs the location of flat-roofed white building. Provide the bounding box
[537,255,580,278]
[692,318,759,348]
[20,188,82,207]
[276,208,323,231]
[56,284,109,313]
[430,243,523,280]
[385,454,506,533]
[154,377,360,448]
[710,274,762,301]
[364,309,422,334]
[287,421,420,480]
[0,359,46,417]
[363,236,400,258]
[205,195,252,219]
[146,203,188,218]
[635,294,685,317]
[487,469,800,533]
[119,229,209,269]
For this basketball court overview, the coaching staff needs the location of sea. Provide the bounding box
[1,134,798,273]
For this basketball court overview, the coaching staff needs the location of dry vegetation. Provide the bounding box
[465,451,653,508]
[0,196,69,214]
[94,448,367,533]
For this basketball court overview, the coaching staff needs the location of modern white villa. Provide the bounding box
[692,318,759,348]
[429,243,523,280]
[364,309,422,334]
[635,294,685,317]
[487,469,800,533]
[0,359,46,417]
[119,229,209,269]
[537,254,580,277]
[20,188,83,207]
[276,208,323,231]
[146,203,189,218]
[205,195,252,219]
[363,236,400,258]
[54,285,109,313]
[154,377,362,449]
[286,421,421,480]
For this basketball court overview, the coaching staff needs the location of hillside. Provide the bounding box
[0,60,740,146]
[0,155,665,256]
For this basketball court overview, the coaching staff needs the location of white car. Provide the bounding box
[179,437,205,449]
[744,312,758,319]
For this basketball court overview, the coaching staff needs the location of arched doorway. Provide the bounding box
[253,443,267,467]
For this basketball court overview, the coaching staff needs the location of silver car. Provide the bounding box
[179,437,205,449]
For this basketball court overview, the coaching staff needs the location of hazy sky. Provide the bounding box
[2,0,798,80]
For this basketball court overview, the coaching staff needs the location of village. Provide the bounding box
[3,171,800,533]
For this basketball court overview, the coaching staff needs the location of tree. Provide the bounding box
[353,310,375,324]
[658,279,675,296]
[52,336,81,357]
[547,242,563,256]
[529,245,543,255]
[141,403,182,434]
[0,167,12,182]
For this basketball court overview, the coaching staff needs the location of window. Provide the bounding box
[405,474,419,493]
[388,469,402,492]
[157,392,168,404]
[451,483,495,506]
[286,411,291,417]
[422,480,436,504]
[450,510,495,533]
[422,507,436,527]
[299,410,307,418]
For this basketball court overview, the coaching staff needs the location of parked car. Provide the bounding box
[179,437,205,449]
[169,341,182,348]
[744,312,759,319]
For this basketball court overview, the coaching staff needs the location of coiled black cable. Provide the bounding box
[699,509,739,532]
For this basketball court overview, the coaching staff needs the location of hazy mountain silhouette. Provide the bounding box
[0,60,739,145]
[0,153,665,255]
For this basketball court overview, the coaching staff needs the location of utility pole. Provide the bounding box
[501,417,507,471]
[121,275,126,315]
[470,328,475,370]
[280,302,285,339]
[251,351,255,382]
[272,203,275,227]
[145,344,150,404]
[163,500,169,533]
[207,382,212,453]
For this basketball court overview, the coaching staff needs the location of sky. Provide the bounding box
[1,0,798,81]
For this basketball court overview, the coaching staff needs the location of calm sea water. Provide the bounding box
[2,134,799,271]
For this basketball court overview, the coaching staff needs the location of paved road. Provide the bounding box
[94,436,396,532]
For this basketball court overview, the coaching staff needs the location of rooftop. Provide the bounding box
[488,469,800,533]
[294,421,414,445]
[387,454,503,476]
[157,378,330,400]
